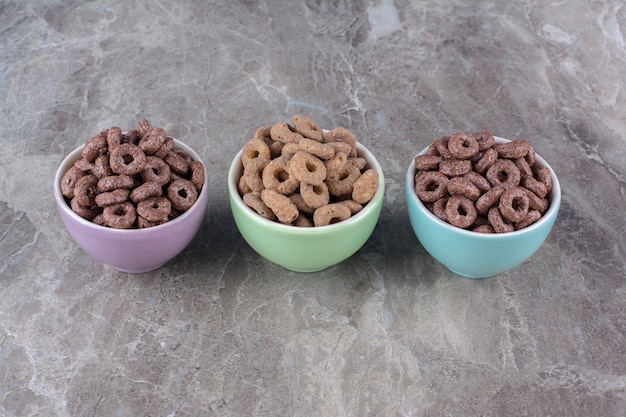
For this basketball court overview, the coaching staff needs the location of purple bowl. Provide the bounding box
[53,139,210,273]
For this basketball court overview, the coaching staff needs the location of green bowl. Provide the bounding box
[228,142,385,272]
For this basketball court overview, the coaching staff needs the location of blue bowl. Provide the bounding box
[405,137,561,278]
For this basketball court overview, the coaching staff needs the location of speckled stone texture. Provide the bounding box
[1,1,625,416]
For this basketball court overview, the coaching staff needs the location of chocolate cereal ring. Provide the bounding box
[137,196,171,222]
[136,119,153,137]
[432,197,448,221]
[61,166,84,198]
[475,185,506,216]
[486,159,521,188]
[109,143,147,176]
[97,174,134,192]
[498,186,530,223]
[514,157,534,178]
[448,132,479,160]
[414,171,449,203]
[447,177,481,201]
[164,149,189,176]
[73,158,95,174]
[167,178,198,211]
[261,189,299,224]
[141,156,172,186]
[352,168,379,204]
[433,136,454,159]
[473,147,498,173]
[106,127,123,152]
[130,181,162,203]
[520,188,550,214]
[95,189,130,207]
[534,165,553,195]
[472,131,495,150]
[92,155,113,179]
[444,195,477,229]
[243,192,276,221]
[439,159,472,177]
[262,155,300,195]
[190,161,205,191]
[487,206,514,233]
[414,155,442,171]
[290,151,327,186]
[515,209,542,229]
[103,202,137,229]
[139,128,167,155]
[473,224,495,233]
[313,203,352,227]
[463,171,491,193]
[293,114,323,142]
[494,140,529,160]
[70,197,101,220]
[82,130,108,162]
[73,174,99,207]
[300,182,330,209]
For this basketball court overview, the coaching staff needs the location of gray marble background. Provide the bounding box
[1,1,625,416]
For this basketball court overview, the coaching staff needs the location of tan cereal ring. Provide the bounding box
[253,125,272,141]
[300,182,330,209]
[270,121,304,144]
[337,199,363,215]
[137,196,172,222]
[109,143,147,176]
[242,138,272,168]
[103,201,137,229]
[280,142,299,158]
[294,214,314,227]
[95,189,130,207]
[444,195,477,229]
[327,141,353,156]
[61,166,84,198]
[262,155,300,195]
[130,181,162,203]
[326,162,361,197]
[289,151,327,186]
[324,151,348,177]
[167,178,198,211]
[498,186,530,223]
[313,203,352,227]
[243,192,276,221]
[447,176,481,201]
[299,138,335,160]
[448,132,479,160]
[141,156,172,186]
[323,127,357,157]
[289,193,316,214]
[261,189,299,224]
[414,171,449,203]
[486,159,521,188]
[73,174,99,207]
[487,206,514,233]
[439,159,472,177]
[292,114,323,142]
[352,168,379,204]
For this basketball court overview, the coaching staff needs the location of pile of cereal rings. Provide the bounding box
[60,119,204,229]
[413,131,552,233]
[238,115,379,227]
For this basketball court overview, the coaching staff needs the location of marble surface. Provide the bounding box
[1,1,625,416]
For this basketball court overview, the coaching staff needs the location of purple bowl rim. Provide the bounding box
[406,136,561,238]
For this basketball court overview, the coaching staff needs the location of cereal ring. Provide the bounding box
[253,125,272,141]
[352,168,379,204]
[136,119,153,137]
[327,141,353,156]
[326,162,361,197]
[337,199,363,214]
[73,158,95,174]
[95,189,130,207]
[73,174,99,207]
[141,156,172,186]
[70,197,101,220]
[473,148,499,173]
[238,175,253,196]
[487,206,514,233]
[261,189,299,224]
[432,197,448,221]
[164,149,189,176]
[463,171,491,193]
[486,159,521,188]
[522,176,548,199]
[242,158,267,193]
[109,143,147,176]
[473,224,495,233]
[515,209,542,229]
[167,178,198,211]
[289,193,315,214]
[190,161,205,191]
[448,132,479,160]
[293,114,323,142]
[154,136,175,159]
[137,196,171,222]
[82,130,108,162]
[439,159,472,177]
[520,188,550,214]
[92,213,106,227]
[268,140,285,159]
[498,186,530,223]
[324,151,348,177]
[447,177,481,201]
[294,214,314,227]
[106,127,123,152]
[414,171,449,203]
[262,155,300,194]
[137,216,167,229]
[103,202,137,229]
[475,185,506,215]
[123,130,142,146]
[270,121,304,144]
[281,142,299,158]
[414,155,442,171]
[472,131,495,150]
[299,138,334,160]
[289,151,327,186]
[433,136,454,159]
[514,157,534,178]
[444,195,477,229]
[300,182,330,209]
[98,174,134,192]
[534,165,553,195]
[61,166,84,198]
[494,140,529,160]
[130,181,162,203]
[242,138,271,168]
[523,142,536,165]
[313,203,352,227]
[323,127,357,157]
[243,192,276,221]
[93,154,113,179]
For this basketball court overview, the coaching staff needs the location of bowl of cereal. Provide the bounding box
[405,132,560,278]
[228,116,385,272]
[53,120,209,273]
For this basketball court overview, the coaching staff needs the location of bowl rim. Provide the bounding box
[53,137,209,234]
[406,136,561,238]
[228,140,385,234]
